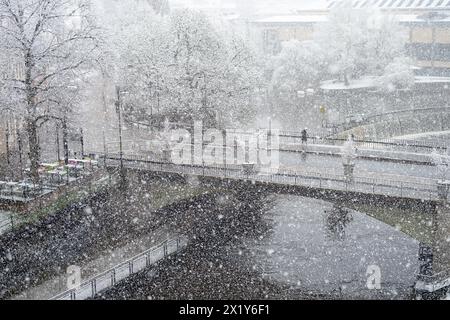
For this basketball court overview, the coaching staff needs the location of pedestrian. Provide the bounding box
[301,128,308,145]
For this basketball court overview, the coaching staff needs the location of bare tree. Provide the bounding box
[147,0,170,16]
[0,0,100,182]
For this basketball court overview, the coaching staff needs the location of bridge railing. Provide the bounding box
[279,131,448,153]
[417,269,450,283]
[50,236,188,300]
[417,269,450,293]
[323,106,450,135]
[100,153,439,201]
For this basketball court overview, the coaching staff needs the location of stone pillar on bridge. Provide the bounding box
[416,183,450,298]
[163,149,172,163]
[341,136,356,184]
[343,164,355,184]
[433,181,450,275]
[242,162,257,175]
[437,181,450,203]
[162,142,172,163]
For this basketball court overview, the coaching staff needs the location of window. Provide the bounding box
[411,27,434,43]
[427,0,438,7]
[406,0,416,7]
[417,0,426,6]
[397,0,408,7]
[388,0,398,7]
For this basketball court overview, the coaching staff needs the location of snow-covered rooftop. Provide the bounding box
[321,77,379,90]
[415,76,450,83]
[328,0,450,10]
[321,75,450,90]
[254,15,329,24]
[253,12,450,25]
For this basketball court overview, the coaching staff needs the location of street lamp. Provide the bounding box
[56,123,61,162]
[64,85,78,184]
[5,119,10,167]
[17,128,23,180]
[80,128,84,159]
[115,86,129,179]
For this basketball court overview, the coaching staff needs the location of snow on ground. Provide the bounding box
[392,130,450,141]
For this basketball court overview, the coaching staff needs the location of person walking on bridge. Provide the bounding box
[301,129,308,145]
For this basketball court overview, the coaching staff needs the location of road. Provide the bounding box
[280,151,440,181]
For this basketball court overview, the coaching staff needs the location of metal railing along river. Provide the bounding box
[51,236,188,300]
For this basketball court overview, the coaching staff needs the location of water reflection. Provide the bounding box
[247,195,420,299]
[324,204,354,241]
[98,192,422,300]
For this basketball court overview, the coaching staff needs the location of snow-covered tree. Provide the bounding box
[0,0,100,182]
[269,40,326,94]
[266,39,326,129]
[314,5,411,87]
[113,9,262,129]
[376,57,415,91]
[147,0,170,16]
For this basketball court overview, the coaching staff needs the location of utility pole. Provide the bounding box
[17,128,23,180]
[62,111,70,185]
[5,120,10,167]
[115,86,124,174]
[62,112,69,166]
[115,85,129,189]
[101,76,108,168]
[80,128,84,159]
[56,123,61,162]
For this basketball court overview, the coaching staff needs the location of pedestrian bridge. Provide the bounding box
[97,152,445,203]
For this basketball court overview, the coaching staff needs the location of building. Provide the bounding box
[251,0,450,75]
[0,114,22,158]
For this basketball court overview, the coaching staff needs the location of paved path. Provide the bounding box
[280,151,440,181]
[12,227,176,300]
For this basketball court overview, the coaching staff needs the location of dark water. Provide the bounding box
[97,191,420,300]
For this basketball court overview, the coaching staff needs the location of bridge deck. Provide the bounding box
[101,153,442,202]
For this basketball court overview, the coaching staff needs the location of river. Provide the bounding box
[96,189,421,300]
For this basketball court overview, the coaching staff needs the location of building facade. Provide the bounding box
[252,0,450,75]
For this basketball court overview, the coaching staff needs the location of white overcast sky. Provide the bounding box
[171,0,325,10]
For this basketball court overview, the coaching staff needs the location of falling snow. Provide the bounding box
[0,0,449,302]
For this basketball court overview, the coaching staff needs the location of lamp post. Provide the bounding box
[80,128,84,159]
[64,85,78,184]
[5,120,10,167]
[17,128,23,180]
[341,135,357,184]
[115,86,124,173]
[115,86,129,186]
[56,123,61,162]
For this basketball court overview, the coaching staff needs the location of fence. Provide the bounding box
[101,153,440,202]
[279,131,448,154]
[100,129,448,157]
[0,165,117,204]
[0,216,13,235]
[325,106,450,136]
[416,269,450,293]
[51,236,188,300]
